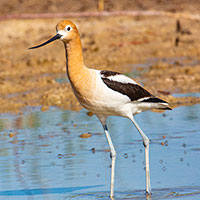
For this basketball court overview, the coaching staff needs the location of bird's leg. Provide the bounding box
[129,116,151,197]
[103,124,116,198]
[96,115,116,199]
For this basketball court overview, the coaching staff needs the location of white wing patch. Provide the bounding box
[137,97,151,102]
[102,74,137,85]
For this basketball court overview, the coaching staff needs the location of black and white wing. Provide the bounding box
[100,70,170,109]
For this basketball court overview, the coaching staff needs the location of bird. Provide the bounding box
[29,19,171,199]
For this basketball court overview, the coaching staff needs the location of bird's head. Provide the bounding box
[29,20,79,49]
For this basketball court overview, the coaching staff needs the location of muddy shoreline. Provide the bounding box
[0,15,200,113]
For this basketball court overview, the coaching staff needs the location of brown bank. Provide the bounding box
[0,16,200,113]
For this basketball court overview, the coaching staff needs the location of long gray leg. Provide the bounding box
[96,115,116,199]
[128,115,151,197]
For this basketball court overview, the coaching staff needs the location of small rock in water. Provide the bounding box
[41,106,49,112]
[91,148,96,153]
[79,132,92,138]
[87,111,93,117]
[58,154,63,159]
[123,153,128,158]
[9,132,16,138]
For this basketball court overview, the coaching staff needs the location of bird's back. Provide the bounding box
[69,68,171,116]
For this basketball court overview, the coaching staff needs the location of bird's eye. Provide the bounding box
[65,25,72,32]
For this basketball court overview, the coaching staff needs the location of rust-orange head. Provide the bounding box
[56,20,80,41]
[29,20,80,49]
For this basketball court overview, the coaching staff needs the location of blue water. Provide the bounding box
[0,105,199,200]
[173,93,200,98]
[131,56,200,68]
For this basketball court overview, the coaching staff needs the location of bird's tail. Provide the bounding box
[141,97,172,110]
[158,104,172,110]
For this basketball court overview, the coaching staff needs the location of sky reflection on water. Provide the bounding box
[0,104,199,200]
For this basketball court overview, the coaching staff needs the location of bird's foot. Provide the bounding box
[146,191,152,199]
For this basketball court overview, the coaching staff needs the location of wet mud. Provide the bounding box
[0,16,200,113]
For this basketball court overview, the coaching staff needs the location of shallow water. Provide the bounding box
[132,56,200,69]
[126,56,200,78]
[173,93,200,98]
[0,104,200,200]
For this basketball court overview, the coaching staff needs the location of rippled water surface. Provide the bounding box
[0,104,200,200]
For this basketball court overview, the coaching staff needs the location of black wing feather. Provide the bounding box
[101,70,170,107]
[102,77,153,101]
[100,70,120,77]
[141,97,168,103]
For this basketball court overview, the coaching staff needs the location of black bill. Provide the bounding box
[29,34,62,49]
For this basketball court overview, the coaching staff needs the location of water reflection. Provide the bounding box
[0,185,102,196]
[0,105,199,200]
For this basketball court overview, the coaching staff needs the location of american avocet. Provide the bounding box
[29,20,171,198]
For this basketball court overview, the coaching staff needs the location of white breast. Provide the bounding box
[79,70,131,115]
